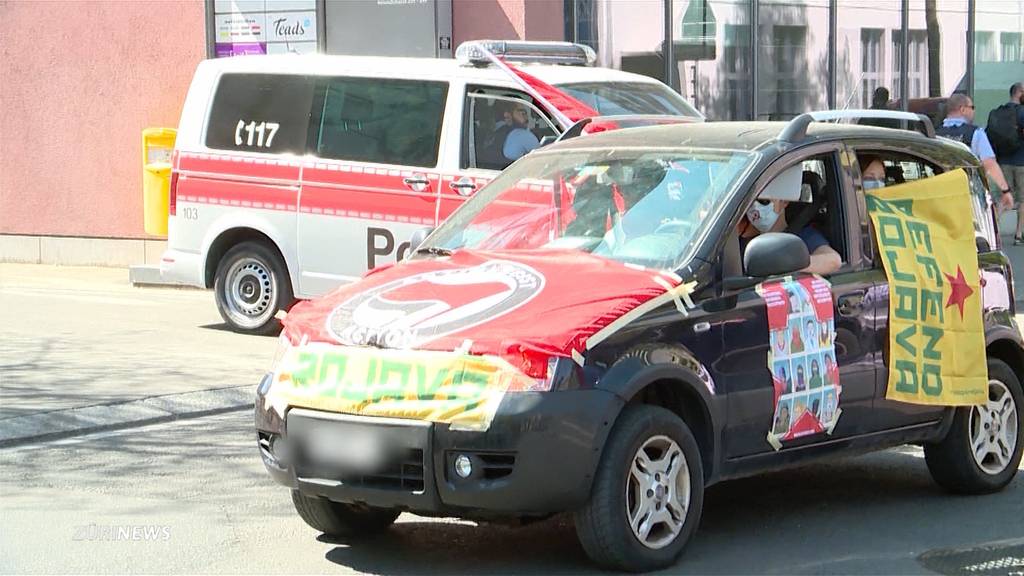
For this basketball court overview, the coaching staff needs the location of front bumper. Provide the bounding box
[255,373,623,517]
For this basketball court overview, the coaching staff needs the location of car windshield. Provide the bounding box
[556,82,702,118]
[426,147,755,270]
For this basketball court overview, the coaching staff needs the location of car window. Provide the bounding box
[315,77,447,168]
[854,150,943,268]
[206,74,316,154]
[967,167,997,250]
[738,152,847,275]
[556,81,702,117]
[461,89,558,171]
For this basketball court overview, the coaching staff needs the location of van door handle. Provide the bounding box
[403,174,431,193]
[449,177,477,196]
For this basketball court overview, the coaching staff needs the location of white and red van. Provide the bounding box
[161,41,702,333]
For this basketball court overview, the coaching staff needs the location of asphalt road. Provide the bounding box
[0,411,1021,574]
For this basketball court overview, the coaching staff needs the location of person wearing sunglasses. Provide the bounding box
[936,93,1013,215]
[739,192,842,276]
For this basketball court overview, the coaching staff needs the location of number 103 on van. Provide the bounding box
[234,120,279,148]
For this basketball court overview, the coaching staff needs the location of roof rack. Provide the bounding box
[779,109,935,143]
[455,40,597,67]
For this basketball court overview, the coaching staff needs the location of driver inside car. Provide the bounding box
[739,191,842,276]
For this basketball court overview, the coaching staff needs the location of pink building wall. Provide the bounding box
[0,0,205,239]
[453,0,564,47]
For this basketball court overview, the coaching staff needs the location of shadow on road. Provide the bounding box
[320,447,1023,575]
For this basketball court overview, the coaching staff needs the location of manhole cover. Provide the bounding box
[919,542,1024,576]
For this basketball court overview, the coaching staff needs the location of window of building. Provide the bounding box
[892,29,927,100]
[205,74,316,154]
[722,23,752,120]
[976,31,997,62]
[1001,32,1022,62]
[861,28,884,107]
[315,77,447,167]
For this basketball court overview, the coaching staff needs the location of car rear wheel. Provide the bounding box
[924,358,1023,494]
[574,404,704,572]
[213,241,293,335]
[291,490,399,537]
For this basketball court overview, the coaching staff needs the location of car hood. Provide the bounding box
[282,249,694,371]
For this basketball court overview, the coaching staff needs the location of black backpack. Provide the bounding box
[987,103,1022,157]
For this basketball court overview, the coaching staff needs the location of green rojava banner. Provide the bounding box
[866,168,987,406]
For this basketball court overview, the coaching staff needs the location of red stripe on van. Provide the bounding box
[178,152,301,181]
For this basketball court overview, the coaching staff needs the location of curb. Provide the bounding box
[0,385,254,448]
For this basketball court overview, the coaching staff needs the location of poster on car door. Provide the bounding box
[866,169,987,406]
[757,276,841,450]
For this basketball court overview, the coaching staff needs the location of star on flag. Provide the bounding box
[944,265,974,320]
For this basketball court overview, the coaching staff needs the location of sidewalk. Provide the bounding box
[0,263,277,446]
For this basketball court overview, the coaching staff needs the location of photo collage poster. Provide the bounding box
[757,276,842,450]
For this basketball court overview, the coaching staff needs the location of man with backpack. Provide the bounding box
[988,82,1024,244]
[936,93,1013,220]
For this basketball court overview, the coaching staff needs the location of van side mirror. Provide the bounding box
[744,232,810,278]
[539,135,558,148]
[409,227,434,253]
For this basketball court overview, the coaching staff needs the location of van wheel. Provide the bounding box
[213,241,293,335]
[574,405,704,572]
[924,358,1022,494]
[291,490,399,537]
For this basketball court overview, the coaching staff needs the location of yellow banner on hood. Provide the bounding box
[866,169,987,406]
[264,344,538,431]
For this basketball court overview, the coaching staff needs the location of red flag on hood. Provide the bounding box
[502,64,598,125]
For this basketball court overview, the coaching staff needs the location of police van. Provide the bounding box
[160,41,702,334]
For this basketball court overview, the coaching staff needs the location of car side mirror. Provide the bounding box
[538,135,558,148]
[744,232,810,278]
[409,227,434,253]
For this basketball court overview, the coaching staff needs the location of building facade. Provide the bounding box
[1,0,1021,265]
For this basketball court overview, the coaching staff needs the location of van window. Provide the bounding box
[205,74,316,154]
[557,82,701,117]
[462,90,558,171]
[316,77,447,168]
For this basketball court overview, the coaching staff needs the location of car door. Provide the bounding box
[437,87,560,221]
[297,76,448,297]
[721,147,880,459]
[849,148,947,430]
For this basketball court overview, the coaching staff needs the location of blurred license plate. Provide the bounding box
[302,425,391,473]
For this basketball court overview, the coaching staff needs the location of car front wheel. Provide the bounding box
[924,358,1023,494]
[574,404,704,572]
[291,490,399,537]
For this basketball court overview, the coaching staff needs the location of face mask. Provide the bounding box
[863,179,885,190]
[747,200,779,233]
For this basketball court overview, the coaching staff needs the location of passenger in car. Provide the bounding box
[859,154,888,189]
[739,193,842,276]
[501,101,541,162]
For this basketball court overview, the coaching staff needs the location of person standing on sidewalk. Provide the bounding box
[987,83,1024,244]
[935,93,1014,224]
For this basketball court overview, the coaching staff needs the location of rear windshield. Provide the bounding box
[557,82,702,118]
[205,74,316,154]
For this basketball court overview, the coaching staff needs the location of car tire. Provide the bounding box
[574,404,704,572]
[290,490,399,537]
[924,358,1023,494]
[213,241,293,336]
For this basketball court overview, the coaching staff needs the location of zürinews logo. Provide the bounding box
[327,260,545,349]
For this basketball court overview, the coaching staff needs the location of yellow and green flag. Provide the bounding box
[866,168,987,406]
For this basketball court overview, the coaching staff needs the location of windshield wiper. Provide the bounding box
[414,246,452,257]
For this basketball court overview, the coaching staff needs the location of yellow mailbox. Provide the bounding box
[142,127,177,236]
